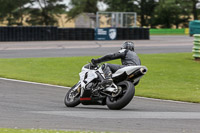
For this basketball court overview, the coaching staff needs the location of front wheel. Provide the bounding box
[106,81,135,110]
[64,82,81,107]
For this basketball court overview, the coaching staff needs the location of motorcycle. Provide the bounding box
[64,63,147,110]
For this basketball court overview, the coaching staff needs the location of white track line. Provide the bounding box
[0,77,197,104]
[0,77,70,89]
[134,96,196,105]
[31,111,200,119]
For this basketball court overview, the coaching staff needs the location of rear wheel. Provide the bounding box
[64,82,81,107]
[106,81,135,110]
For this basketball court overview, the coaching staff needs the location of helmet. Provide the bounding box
[121,41,134,51]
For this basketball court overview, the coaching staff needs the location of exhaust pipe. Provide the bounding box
[140,68,147,75]
[129,67,147,79]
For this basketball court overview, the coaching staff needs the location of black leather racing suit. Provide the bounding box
[93,49,141,78]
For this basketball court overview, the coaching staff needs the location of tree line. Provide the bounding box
[0,0,199,28]
[0,0,67,26]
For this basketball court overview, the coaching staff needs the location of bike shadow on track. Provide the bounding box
[64,105,142,111]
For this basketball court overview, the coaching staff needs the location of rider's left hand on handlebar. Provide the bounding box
[91,58,98,66]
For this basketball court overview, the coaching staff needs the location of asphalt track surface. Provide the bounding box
[0,35,200,133]
[1,78,200,133]
[0,35,193,58]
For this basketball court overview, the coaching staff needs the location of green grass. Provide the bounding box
[150,28,187,35]
[0,53,200,103]
[136,53,200,102]
[0,128,101,133]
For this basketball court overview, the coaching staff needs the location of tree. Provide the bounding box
[0,0,31,26]
[152,0,191,28]
[26,0,67,26]
[0,0,67,26]
[135,0,159,27]
[185,0,200,20]
[191,0,199,20]
[104,0,159,27]
[104,0,134,12]
[67,0,98,21]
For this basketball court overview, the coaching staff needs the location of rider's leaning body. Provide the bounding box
[91,41,141,87]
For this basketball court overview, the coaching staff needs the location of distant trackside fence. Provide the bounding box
[0,26,149,41]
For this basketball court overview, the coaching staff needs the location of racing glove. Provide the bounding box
[91,58,99,66]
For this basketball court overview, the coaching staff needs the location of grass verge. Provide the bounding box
[0,53,200,103]
[150,28,187,35]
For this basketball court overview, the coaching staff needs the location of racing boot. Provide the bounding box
[99,67,113,88]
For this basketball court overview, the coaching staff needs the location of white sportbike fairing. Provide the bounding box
[112,65,147,84]
[64,63,148,110]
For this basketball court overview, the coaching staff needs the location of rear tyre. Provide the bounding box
[106,81,135,110]
[64,82,81,107]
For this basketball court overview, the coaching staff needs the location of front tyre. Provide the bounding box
[106,81,135,110]
[64,82,81,107]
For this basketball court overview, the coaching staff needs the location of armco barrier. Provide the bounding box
[0,26,149,41]
[95,27,149,40]
[193,34,200,60]
[0,26,58,41]
[117,28,149,40]
[58,28,94,40]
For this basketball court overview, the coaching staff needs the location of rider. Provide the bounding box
[91,41,141,87]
